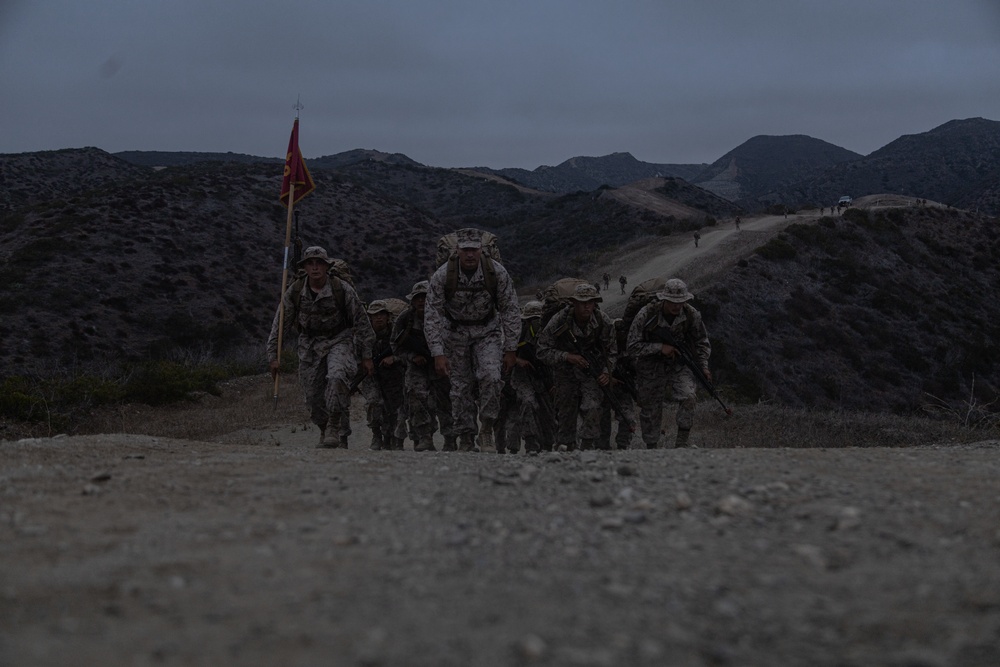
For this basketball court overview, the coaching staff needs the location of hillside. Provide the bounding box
[692,135,862,208]
[782,118,1000,212]
[0,149,714,379]
[697,206,1000,413]
[474,152,706,192]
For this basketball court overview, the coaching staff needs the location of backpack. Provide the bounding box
[535,277,592,329]
[436,229,502,304]
[435,229,502,266]
[620,276,666,334]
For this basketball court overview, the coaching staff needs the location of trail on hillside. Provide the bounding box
[594,212,819,316]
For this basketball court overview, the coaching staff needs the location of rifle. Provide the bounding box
[611,359,640,403]
[568,335,636,433]
[348,346,393,395]
[648,326,732,416]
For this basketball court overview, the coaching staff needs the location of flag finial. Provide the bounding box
[294,95,304,119]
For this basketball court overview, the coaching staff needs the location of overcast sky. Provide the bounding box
[2,1,999,169]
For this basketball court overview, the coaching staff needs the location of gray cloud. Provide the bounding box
[2,0,999,168]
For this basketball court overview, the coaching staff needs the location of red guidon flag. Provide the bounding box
[279,118,316,205]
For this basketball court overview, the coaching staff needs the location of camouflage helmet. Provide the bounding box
[406,280,429,301]
[366,299,391,315]
[569,284,602,303]
[520,300,544,320]
[297,246,335,268]
[657,278,694,303]
[455,228,483,249]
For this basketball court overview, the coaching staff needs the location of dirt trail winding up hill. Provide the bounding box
[597,212,815,315]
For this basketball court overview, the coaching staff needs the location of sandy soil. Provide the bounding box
[3,210,999,666]
[3,429,1000,667]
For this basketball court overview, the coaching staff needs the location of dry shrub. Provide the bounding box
[694,402,997,449]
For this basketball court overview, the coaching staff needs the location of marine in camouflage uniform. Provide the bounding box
[505,300,555,453]
[267,246,375,448]
[536,284,617,451]
[626,278,712,448]
[360,300,405,451]
[391,281,457,452]
[425,229,520,453]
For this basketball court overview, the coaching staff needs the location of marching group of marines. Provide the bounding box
[267,228,713,453]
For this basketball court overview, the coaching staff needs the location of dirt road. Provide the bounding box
[3,431,1000,667]
[597,212,811,315]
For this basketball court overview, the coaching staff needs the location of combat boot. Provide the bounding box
[674,428,692,448]
[317,427,337,449]
[442,436,457,452]
[459,434,477,452]
[369,427,383,451]
[338,435,349,449]
[414,437,435,452]
[478,419,496,453]
[523,436,538,454]
[391,437,405,451]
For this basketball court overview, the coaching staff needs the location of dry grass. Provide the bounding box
[74,374,309,442]
[4,373,997,448]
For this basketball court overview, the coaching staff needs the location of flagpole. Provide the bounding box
[272,179,296,408]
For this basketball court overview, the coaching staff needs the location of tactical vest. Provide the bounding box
[442,255,499,325]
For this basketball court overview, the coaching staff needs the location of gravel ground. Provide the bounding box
[3,429,1000,667]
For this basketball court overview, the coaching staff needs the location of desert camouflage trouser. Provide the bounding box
[442,326,504,437]
[361,372,404,437]
[404,363,455,440]
[635,361,697,446]
[506,368,554,449]
[552,368,603,449]
[299,336,357,432]
[599,384,637,449]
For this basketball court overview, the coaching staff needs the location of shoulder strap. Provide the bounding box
[481,255,498,304]
[444,255,459,301]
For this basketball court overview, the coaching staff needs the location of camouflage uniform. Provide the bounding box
[506,301,555,453]
[267,247,375,447]
[425,230,520,450]
[536,286,617,451]
[360,300,405,450]
[626,279,711,448]
[392,282,457,451]
[599,318,638,450]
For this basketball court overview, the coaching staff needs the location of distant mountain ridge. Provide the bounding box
[692,135,863,207]
[780,118,1000,213]
[473,151,706,192]
[103,117,1000,214]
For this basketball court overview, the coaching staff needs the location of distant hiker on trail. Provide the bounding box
[425,228,520,453]
[619,275,628,295]
[626,278,712,449]
[693,231,701,248]
[734,216,742,230]
[602,272,611,290]
[267,246,375,449]
[594,282,601,294]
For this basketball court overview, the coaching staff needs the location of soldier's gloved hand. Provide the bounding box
[502,351,517,374]
[434,355,451,378]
